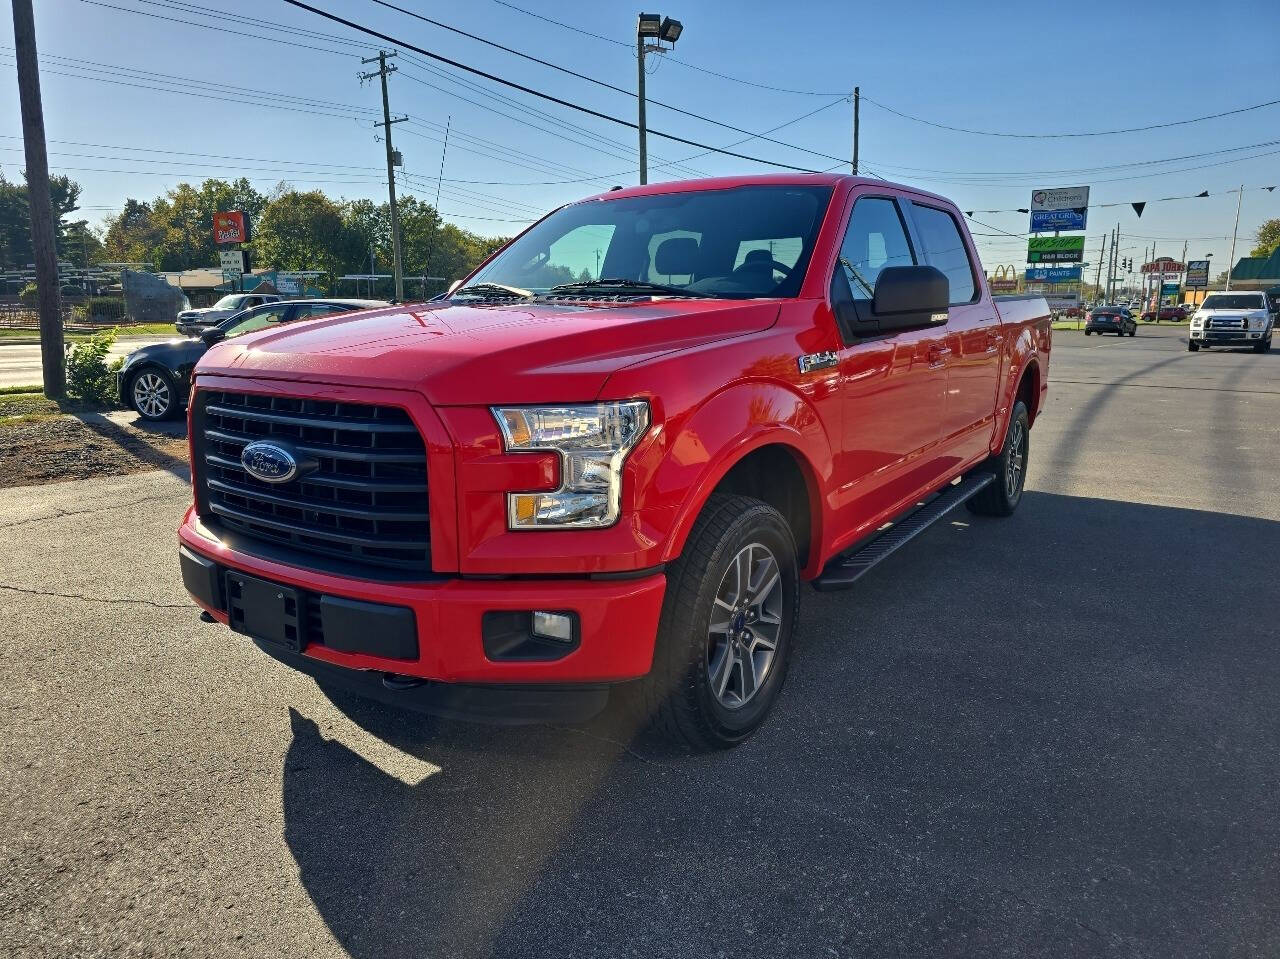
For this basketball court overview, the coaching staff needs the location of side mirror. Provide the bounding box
[871,265,949,332]
[200,328,226,346]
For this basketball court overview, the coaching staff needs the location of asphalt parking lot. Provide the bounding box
[2,324,1278,957]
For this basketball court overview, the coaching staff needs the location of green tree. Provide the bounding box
[0,172,83,267]
[1251,218,1280,258]
[253,189,357,275]
[102,199,165,265]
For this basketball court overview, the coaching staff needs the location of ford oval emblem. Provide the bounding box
[240,441,299,484]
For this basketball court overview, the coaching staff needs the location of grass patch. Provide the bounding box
[0,391,117,422]
[0,383,43,395]
[0,323,176,340]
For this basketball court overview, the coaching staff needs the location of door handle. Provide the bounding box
[927,345,951,368]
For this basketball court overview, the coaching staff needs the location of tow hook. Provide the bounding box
[199,610,216,623]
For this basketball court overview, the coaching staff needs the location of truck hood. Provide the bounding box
[195,298,781,405]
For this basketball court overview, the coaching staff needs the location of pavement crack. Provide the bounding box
[0,491,183,530]
[0,583,191,610]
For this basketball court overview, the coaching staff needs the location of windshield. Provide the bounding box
[1200,294,1265,310]
[213,295,246,310]
[464,185,834,299]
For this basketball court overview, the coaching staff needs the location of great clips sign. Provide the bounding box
[213,210,249,245]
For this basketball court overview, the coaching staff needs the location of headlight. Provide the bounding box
[493,401,650,529]
[1190,314,1203,327]
[1249,316,1267,330]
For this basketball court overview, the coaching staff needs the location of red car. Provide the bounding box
[179,174,1051,748]
[1142,305,1188,322]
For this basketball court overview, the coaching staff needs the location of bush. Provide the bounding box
[18,282,38,306]
[83,296,126,322]
[65,328,124,403]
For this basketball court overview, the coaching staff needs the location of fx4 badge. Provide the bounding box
[797,351,838,374]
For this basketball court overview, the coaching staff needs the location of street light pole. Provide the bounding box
[636,13,681,186]
[636,26,648,185]
[1225,184,1243,292]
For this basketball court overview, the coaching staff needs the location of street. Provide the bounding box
[0,335,177,389]
[2,325,1278,957]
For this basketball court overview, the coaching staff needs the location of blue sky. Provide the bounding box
[3,0,1279,274]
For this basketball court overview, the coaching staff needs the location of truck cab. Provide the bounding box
[178,174,1050,748]
[1188,291,1274,352]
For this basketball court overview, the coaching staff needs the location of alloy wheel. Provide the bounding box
[133,372,171,418]
[707,543,784,709]
[1005,419,1026,499]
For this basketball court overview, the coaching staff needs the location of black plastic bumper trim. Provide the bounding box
[254,640,610,725]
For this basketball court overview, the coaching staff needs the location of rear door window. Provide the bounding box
[910,203,977,305]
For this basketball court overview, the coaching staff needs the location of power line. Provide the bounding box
[861,92,1280,139]
[364,0,851,164]
[487,0,846,97]
[277,0,823,173]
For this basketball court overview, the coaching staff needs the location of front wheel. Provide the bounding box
[967,400,1029,517]
[129,368,180,420]
[624,494,799,751]
[1188,341,1200,352]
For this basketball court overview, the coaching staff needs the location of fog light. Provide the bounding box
[532,611,575,643]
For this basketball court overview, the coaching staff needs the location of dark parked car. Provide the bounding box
[119,299,387,420]
[1084,306,1137,337]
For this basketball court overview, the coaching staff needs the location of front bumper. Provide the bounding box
[179,509,666,718]
[1189,329,1265,343]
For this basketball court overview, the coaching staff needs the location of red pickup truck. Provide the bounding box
[178,174,1050,749]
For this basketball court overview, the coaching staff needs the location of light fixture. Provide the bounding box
[637,12,661,36]
[658,16,682,42]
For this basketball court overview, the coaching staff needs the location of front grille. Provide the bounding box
[194,390,431,573]
[1207,316,1245,330]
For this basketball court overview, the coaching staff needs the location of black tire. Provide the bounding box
[1084,330,1091,336]
[1254,339,1269,354]
[1187,341,1200,352]
[623,493,799,751]
[1128,329,1136,337]
[128,366,180,421]
[967,400,1029,517]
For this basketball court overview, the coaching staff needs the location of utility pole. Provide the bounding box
[361,50,407,301]
[11,0,64,398]
[1094,232,1107,302]
[1225,184,1243,291]
[851,86,860,175]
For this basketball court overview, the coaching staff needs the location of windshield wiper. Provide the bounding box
[451,282,533,299]
[545,278,714,298]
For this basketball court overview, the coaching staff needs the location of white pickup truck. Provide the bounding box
[1187,292,1274,353]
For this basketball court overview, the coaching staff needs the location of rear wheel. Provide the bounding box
[624,493,799,751]
[967,400,1029,517]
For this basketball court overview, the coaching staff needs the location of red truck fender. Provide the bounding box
[992,326,1046,454]
[653,381,834,576]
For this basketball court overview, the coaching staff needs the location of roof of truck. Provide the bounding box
[578,173,954,208]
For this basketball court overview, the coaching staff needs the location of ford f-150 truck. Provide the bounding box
[178,174,1050,749]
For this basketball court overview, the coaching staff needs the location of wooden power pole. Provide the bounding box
[11,0,64,398]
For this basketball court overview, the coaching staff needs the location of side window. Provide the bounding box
[910,203,977,305]
[224,304,291,340]
[834,197,915,303]
[297,303,355,319]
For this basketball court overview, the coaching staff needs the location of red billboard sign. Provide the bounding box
[213,210,249,245]
[1141,257,1184,274]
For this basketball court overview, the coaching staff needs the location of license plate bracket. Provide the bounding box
[226,571,305,652]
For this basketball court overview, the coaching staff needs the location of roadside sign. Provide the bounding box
[1186,260,1210,287]
[1047,293,1080,311]
[214,211,249,245]
[1141,257,1184,274]
[276,272,307,295]
[989,264,1019,291]
[1161,282,1180,297]
[1027,236,1085,263]
[218,250,245,274]
[1030,209,1087,232]
[1025,266,1082,283]
[1031,186,1090,212]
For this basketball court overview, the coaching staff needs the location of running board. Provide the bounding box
[812,472,996,592]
